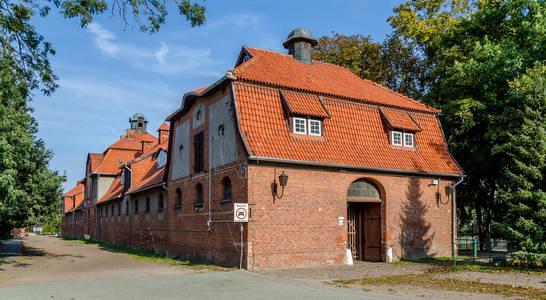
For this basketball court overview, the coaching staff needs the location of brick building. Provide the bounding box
[62,28,463,269]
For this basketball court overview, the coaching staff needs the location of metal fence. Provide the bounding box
[455,236,511,265]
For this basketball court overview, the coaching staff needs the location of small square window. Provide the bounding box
[404,133,414,147]
[308,120,321,136]
[392,131,402,146]
[293,118,306,134]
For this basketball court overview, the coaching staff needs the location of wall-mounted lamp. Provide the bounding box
[445,184,453,195]
[272,171,289,199]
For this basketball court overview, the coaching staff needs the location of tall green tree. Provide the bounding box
[493,64,546,253]
[0,0,206,236]
[427,0,545,245]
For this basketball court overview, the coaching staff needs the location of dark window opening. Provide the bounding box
[221,177,232,203]
[125,200,129,215]
[195,184,203,207]
[134,199,139,214]
[175,188,182,208]
[110,205,114,217]
[118,203,121,216]
[145,197,150,213]
[158,194,164,211]
[193,132,204,173]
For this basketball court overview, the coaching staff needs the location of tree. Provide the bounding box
[427,0,546,245]
[0,0,206,237]
[313,32,426,100]
[493,64,546,253]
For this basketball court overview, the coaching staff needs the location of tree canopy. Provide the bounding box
[0,0,206,237]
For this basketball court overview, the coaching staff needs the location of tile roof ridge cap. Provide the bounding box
[236,79,437,113]
[245,46,291,57]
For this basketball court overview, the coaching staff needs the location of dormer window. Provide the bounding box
[308,120,322,136]
[157,150,166,168]
[391,131,415,147]
[404,133,414,147]
[391,131,402,146]
[293,118,306,134]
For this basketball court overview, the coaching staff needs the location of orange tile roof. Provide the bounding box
[63,182,85,213]
[158,123,170,131]
[380,107,421,132]
[191,86,208,94]
[281,89,330,118]
[88,153,103,172]
[93,149,140,174]
[93,131,158,174]
[108,130,157,151]
[231,47,439,113]
[98,140,169,204]
[233,82,462,175]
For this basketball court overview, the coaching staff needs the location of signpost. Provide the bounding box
[234,203,248,222]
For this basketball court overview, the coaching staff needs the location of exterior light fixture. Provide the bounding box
[273,171,289,199]
[445,184,453,195]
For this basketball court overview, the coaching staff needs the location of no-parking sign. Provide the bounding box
[234,203,248,222]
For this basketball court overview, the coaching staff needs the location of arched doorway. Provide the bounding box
[347,179,382,261]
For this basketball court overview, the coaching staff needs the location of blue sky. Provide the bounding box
[31,0,403,191]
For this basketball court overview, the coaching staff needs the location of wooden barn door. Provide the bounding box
[363,203,382,261]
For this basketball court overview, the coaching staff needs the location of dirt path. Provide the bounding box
[0,236,198,286]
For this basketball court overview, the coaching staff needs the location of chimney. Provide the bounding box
[157,123,170,144]
[283,28,317,64]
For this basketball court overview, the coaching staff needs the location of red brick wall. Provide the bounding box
[62,210,85,239]
[246,163,456,269]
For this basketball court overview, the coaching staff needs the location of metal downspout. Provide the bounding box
[452,175,465,257]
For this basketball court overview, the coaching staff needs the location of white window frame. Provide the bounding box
[391,131,403,146]
[308,119,322,136]
[404,133,415,147]
[293,117,307,134]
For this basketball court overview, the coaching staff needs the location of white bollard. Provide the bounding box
[344,248,354,265]
[385,247,393,263]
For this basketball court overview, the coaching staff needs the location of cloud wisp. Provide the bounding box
[86,23,219,76]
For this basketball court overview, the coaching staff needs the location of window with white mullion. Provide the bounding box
[391,131,402,146]
[293,118,307,134]
[308,119,321,136]
[404,133,414,147]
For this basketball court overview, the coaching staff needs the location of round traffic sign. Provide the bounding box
[235,207,247,220]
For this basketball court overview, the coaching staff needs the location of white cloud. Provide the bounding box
[86,23,219,76]
[155,41,169,64]
[87,23,120,55]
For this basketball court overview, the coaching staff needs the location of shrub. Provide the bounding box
[509,251,546,268]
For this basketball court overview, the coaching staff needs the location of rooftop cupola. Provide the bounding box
[283,28,317,64]
[129,113,148,133]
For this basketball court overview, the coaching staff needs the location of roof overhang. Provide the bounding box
[166,73,237,122]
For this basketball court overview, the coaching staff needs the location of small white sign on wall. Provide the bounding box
[338,216,345,226]
[234,203,249,222]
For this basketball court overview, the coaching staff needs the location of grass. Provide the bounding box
[447,263,545,275]
[62,238,234,272]
[334,271,546,300]
[394,257,545,275]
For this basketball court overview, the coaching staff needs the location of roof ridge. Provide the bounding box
[245,46,292,57]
